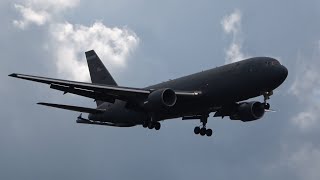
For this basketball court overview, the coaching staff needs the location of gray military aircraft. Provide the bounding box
[9,50,288,136]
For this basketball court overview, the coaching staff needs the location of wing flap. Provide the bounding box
[50,84,116,103]
[37,102,106,114]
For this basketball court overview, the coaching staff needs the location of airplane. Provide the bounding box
[9,50,288,137]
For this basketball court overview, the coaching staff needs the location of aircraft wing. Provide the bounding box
[9,73,201,104]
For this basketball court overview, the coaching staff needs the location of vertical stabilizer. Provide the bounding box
[85,50,117,106]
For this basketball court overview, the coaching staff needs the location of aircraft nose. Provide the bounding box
[279,65,288,81]
[264,62,288,90]
[274,65,288,86]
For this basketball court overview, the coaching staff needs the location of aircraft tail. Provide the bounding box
[85,50,117,106]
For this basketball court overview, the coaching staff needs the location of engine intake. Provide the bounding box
[230,101,265,122]
[144,88,177,110]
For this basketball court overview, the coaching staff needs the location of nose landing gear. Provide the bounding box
[264,103,270,110]
[263,91,273,110]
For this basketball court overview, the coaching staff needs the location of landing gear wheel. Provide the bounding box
[194,126,200,134]
[200,127,206,136]
[142,121,148,128]
[206,129,213,137]
[264,103,270,110]
[154,122,161,130]
[148,122,154,129]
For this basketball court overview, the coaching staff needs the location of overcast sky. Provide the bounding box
[1,0,320,179]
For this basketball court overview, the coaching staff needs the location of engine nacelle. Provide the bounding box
[230,101,265,122]
[144,88,177,110]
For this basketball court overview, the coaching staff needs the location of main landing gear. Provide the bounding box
[194,114,213,137]
[142,121,161,130]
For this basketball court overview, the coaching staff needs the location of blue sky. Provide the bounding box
[1,0,320,179]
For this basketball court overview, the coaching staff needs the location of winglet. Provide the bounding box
[8,73,18,77]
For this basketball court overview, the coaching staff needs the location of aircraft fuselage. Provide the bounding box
[88,57,288,126]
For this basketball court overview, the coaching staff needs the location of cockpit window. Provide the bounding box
[271,60,280,65]
[266,60,280,66]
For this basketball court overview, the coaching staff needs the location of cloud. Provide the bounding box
[221,9,247,64]
[291,105,320,131]
[13,4,50,28]
[289,54,320,98]
[221,9,242,35]
[289,42,320,131]
[13,0,139,82]
[288,144,320,180]
[49,22,139,81]
[269,143,320,180]
[13,0,79,29]
[225,43,245,64]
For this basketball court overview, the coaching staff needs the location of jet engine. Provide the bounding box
[230,101,265,122]
[144,88,177,110]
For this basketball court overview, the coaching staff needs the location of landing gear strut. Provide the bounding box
[263,91,273,110]
[194,114,213,137]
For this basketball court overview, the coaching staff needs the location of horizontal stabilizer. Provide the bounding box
[76,114,135,127]
[37,102,106,114]
[76,119,136,127]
